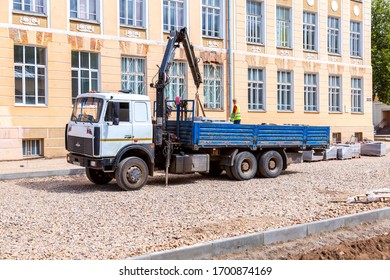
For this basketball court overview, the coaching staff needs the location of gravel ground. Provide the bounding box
[0,145,389,260]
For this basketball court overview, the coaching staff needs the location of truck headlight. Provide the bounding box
[90,161,97,167]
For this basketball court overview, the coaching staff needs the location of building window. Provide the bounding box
[332,132,341,144]
[203,63,222,109]
[163,0,185,32]
[13,0,46,14]
[351,78,363,113]
[303,12,316,51]
[121,57,145,95]
[276,6,291,48]
[165,61,186,100]
[120,0,145,27]
[350,21,362,57]
[329,76,341,112]
[23,139,42,157]
[277,71,293,111]
[202,0,222,38]
[304,74,318,112]
[14,45,46,105]
[354,132,363,142]
[328,17,340,54]
[71,51,99,103]
[70,0,99,21]
[248,68,264,110]
[246,0,263,44]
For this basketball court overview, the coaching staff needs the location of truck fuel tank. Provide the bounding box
[169,154,210,174]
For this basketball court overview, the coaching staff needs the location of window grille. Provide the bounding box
[248,68,264,110]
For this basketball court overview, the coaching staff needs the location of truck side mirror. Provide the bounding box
[113,102,120,125]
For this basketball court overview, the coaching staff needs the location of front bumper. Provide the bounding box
[67,153,115,171]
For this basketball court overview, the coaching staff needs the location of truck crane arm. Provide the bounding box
[151,27,202,146]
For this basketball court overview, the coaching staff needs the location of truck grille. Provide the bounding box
[67,136,93,156]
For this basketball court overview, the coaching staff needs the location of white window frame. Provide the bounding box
[163,0,186,32]
[277,71,293,111]
[202,0,223,38]
[71,51,100,103]
[13,0,46,14]
[165,61,187,100]
[350,21,362,57]
[304,73,318,112]
[22,139,42,157]
[246,0,264,44]
[303,11,317,51]
[70,0,99,21]
[203,63,223,109]
[328,75,342,112]
[351,77,363,113]
[328,17,340,54]
[248,68,265,111]
[276,6,292,48]
[14,45,47,106]
[121,56,146,95]
[119,0,146,28]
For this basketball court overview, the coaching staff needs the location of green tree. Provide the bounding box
[372,0,390,104]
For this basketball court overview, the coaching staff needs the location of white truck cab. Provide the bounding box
[66,92,155,190]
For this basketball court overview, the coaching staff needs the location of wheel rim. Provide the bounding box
[268,158,277,170]
[126,166,142,183]
[241,160,251,173]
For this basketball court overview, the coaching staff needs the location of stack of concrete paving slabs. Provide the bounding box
[336,144,353,160]
[350,143,361,158]
[360,142,387,156]
[324,146,337,160]
[303,150,324,162]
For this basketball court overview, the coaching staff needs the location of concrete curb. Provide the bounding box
[130,207,390,260]
[0,169,85,180]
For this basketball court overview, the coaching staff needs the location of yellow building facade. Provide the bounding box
[0,0,372,160]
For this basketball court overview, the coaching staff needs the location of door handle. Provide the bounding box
[124,135,133,139]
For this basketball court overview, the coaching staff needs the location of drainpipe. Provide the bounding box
[227,0,233,119]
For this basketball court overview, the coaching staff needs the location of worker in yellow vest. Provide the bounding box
[230,98,241,124]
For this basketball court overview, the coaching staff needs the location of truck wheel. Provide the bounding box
[231,151,257,180]
[200,163,223,177]
[115,157,149,191]
[86,168,112,185]
[258,150,283,178]
[225,166,235,179]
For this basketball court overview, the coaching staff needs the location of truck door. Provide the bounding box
[132,101,153,144]
[102,101,133,157]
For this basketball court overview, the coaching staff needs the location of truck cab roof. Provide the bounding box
[77,91,150,102]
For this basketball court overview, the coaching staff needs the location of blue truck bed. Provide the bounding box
[167,121,330,150]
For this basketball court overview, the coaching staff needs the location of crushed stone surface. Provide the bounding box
[0,148,389,259]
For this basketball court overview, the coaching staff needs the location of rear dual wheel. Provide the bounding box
[225,151,257,181]
[257,150,283,178]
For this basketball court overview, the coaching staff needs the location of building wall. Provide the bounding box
[0,0,373,160]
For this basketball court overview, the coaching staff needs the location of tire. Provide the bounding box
[225,165,235,179]
[258,150,283,178]
[231,151,257,180]
[115,157,149,191]
[86,168,112,185]
[200,163,223,177]
[255,153,264,177]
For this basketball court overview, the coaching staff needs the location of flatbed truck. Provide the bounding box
[65,28,330,190]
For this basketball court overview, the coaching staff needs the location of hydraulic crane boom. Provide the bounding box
[151,27,202,146]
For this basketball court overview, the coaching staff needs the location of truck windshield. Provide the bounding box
[71,97,103,123]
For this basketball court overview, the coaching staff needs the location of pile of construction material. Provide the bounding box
[303,141,387,162]
[347,188,390,203]
[360,141,387,156]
